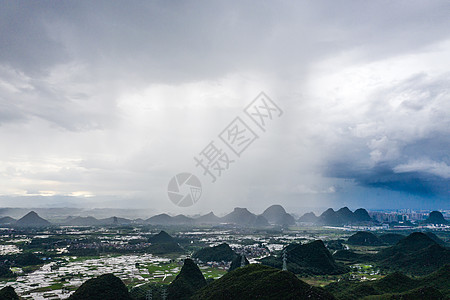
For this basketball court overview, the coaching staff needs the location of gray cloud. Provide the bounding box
[0,1,449,212]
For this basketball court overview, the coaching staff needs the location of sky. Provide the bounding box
[0,1,449,215]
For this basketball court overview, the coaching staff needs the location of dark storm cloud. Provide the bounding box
[2,1,449,80]
[323,73,450,197]
[327,162,449,196]
[0,2,69,74]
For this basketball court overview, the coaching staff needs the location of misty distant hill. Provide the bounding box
[146,213,194,225]
[195,212,221,224]
[0,216,16,225]
[146,213,173,225]
[0,207,154,220]
[50,206,281,227]
[100,216,132,225]
[63,216,101,226]
[261,205,296,226]
[298,212,318,223]
[172,214,194,225]
[221,207,269,227]
[15,211,51,227]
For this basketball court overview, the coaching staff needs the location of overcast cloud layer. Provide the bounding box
[0,1,449,214]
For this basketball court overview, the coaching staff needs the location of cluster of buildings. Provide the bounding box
[369,209,448,223]
[233,245,269,259]
[67,240,152,252]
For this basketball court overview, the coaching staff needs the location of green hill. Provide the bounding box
[1,252,42,267]
[0,286,19,300]
[192,243,236,262]
[68,273,132,300]
[192,264,335,300]
[333,250,367,263]
[0,265,15,278]
[424,211,448,224]
[260,240,349,275]
[147,231,184,254]
[416,264,450,296]
[375,232,450,275]
[379,244,450,275]
[129,282,167,300]
[378,286,445,300]
[424,232,447,246]
[149,231,176,243]
[228,254,249,272]
[378,233,405,245]
[325,264,450,300]
[167,258,206,300]
[326,239,346,251]
[376,232,437,258]
[347,231,383,246]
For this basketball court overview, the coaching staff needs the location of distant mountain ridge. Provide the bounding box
[2,206,445,228]
[143,205,297,227]
[298,207,375,226]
